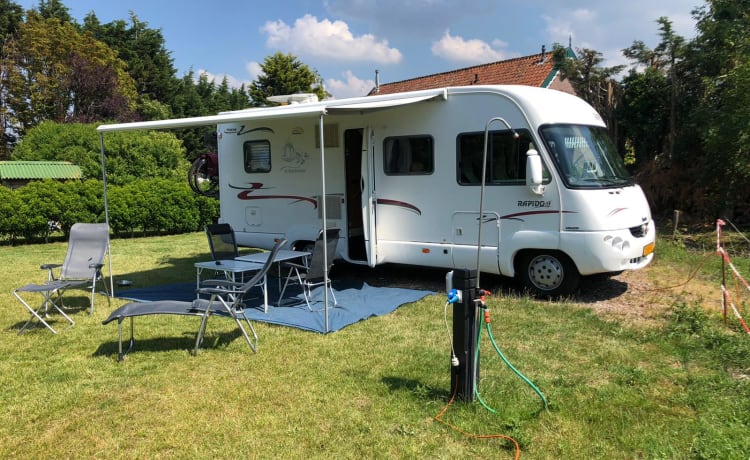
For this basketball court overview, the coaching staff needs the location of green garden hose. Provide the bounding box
[473,307,548,413]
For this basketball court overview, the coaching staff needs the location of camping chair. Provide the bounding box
[13,223,110,334]
[206,223,239,260]
[206,222,259,284]
[278,228,340,311]
[103,238,287,361]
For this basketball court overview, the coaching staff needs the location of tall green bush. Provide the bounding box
[0,178,218,243]
[12,122,189,185]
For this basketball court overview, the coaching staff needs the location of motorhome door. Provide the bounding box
[344,129,367,262]
[362,127,377,267]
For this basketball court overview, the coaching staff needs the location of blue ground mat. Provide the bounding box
[115,279,434,334]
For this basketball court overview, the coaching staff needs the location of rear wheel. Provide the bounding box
[517,250,580,298]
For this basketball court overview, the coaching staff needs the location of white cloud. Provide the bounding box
[326,0,497,39]
[571,7,597,23]
[262,14,402,64]
[541,2,697,68]
[325,70,375,99]
[431,30,511,63]
[246,61,263,81]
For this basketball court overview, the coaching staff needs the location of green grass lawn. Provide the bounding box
[1,231,748,459]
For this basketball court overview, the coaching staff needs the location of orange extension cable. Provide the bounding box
[433,373,521,460]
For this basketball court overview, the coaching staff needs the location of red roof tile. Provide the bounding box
[369,51,564,96]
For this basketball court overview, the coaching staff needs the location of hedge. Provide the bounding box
[0,179,219,244]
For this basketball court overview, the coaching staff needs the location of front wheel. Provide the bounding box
[517,251,580,298]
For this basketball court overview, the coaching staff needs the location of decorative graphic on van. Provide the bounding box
[376,198,421,215]
[238,126,274,136]
[607,207,628,216]
[500,209,575,221]
[222,126,273,135]
[230,182,317,207]
[281,142,308,171]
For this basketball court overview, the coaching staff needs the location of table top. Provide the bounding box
[235,250,310,264]
[194,259,264,272]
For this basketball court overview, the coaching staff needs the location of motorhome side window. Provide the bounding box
[383,136,434,175]
[243,140,271,173]
[457,129,537,185]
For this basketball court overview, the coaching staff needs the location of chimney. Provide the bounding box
[375,69,380,93]
[540,45,546,64]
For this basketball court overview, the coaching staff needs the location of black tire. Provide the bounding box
[517,250,580,298]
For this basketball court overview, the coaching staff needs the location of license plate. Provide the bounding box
[642,242,655,257]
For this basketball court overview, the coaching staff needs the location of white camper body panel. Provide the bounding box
[215,85,655,284]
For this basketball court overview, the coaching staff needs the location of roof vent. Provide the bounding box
[267,93,319,105]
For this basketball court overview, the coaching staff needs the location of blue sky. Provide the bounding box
[18,0,699,99]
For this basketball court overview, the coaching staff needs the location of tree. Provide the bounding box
[0,0,24,158]
[0,0,22,35]
[248,52,330,106]
[618,67,669,165]
[620,17,686,165]
[2,12,137,137]
[552,45,624,139]
[622,17,686,159]
[81,12,177,106]
[35,0,72,22]
[687,0,750,218]
[170,70,213,157]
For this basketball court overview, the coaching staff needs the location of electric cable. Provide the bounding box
[443,300,460,367]
[434,373,521,460]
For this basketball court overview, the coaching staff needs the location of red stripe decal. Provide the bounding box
[376,198,421,215]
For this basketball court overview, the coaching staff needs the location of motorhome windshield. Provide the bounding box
[540,124,632,189]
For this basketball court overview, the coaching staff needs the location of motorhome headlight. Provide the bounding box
[603,235,630,253]
[630,221,649,238]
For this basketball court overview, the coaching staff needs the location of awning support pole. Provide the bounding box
[319,113,329,333]
[99,133,114,297]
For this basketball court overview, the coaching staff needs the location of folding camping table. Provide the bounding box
[195,259,267,309]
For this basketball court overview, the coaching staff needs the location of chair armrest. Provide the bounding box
[89,262,104,269]
[197,285,243,297]
[197,279,244,297]
[199,279,242,289]
[40,263,62,270]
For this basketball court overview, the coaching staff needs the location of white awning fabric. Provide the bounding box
[97,104,327,133]
[325,89,447,113]
[97,87,448,133]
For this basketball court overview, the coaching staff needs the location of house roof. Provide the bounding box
[0,161,83,180]
[369,46,574,96]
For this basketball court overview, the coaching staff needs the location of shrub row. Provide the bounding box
[0,179,219,243]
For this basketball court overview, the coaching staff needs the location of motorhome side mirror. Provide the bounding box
[526,149,546,195]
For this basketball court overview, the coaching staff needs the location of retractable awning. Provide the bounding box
[97,104,327,133]
[96,87,448,133]
[325,88,447,113]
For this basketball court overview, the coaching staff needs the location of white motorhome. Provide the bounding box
[210,85,655,297]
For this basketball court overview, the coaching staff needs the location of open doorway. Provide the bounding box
[344,128,367,261]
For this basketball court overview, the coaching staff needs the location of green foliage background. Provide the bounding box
[0,178,219,242]
[12,122,189,185]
